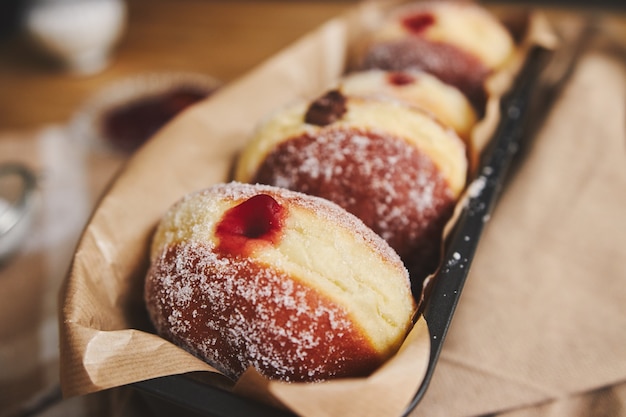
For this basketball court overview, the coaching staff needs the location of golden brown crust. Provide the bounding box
[145,182,416,382]
[358,1,516,109]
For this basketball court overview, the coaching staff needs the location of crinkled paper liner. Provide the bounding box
[59,2,557,416]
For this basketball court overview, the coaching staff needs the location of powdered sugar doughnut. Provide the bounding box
[145,182,415,382]
[235,90,467,285]
[358,1,515,110]
[339,69,477,158]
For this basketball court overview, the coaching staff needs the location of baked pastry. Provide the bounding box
[357,1,515,110]
[144,182,415,382]
[339,69,477,143]
[72,72,220,154]
[101,85,211,152]
[235,90,467,285]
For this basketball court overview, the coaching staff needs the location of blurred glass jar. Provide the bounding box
[71,72,222,154]
[0,163,38,264]
[24,0,127,75]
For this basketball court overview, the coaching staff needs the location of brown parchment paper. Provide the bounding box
[58,2,556,416]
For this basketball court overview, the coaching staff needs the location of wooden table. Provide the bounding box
[1,0,624,133]
[0,0,357,132]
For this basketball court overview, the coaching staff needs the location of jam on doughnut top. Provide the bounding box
[304,89,347,126]
[215,193,286,257]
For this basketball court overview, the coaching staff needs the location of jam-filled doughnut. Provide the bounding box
[144,182,416,382]
[235,90,467,286]
[357,1,515,110]
[339,69,477,144]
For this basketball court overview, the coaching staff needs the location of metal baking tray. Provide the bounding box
[128,42,572,417]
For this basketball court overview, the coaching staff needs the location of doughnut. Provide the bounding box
[338,69,477,148]
[234,90,467,285]
[144,182,416,382]
[357,1,515,110]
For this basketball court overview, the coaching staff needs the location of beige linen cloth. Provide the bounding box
[413,38,626,416]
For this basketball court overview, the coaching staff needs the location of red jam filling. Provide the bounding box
[304,90,347,126]
[216,194,285,256]
[102,86,213,153]
[401,12,435,34]
[387,71,416,86]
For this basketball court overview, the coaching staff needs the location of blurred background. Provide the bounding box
[1,0,623,131]
[1,2,362,416]
[0,0,363,131]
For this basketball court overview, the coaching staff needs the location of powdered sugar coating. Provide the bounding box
[145,182,413,382]
[146,242,380,381]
